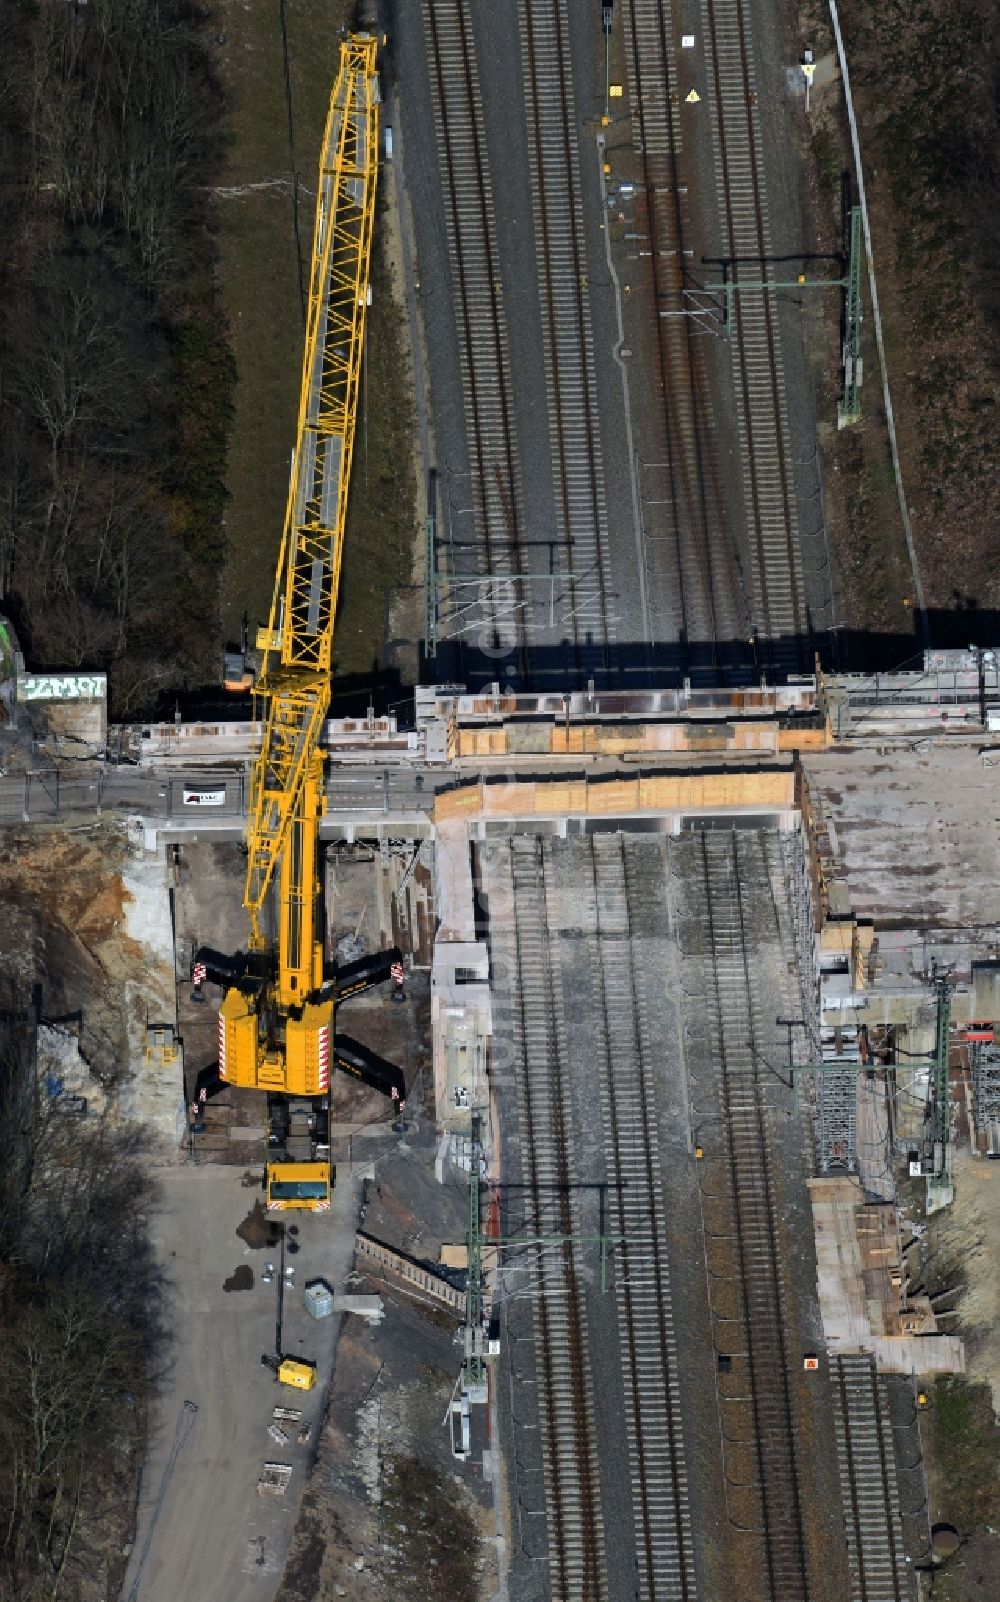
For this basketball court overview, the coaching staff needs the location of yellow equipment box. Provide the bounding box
[278,1358,317,1392]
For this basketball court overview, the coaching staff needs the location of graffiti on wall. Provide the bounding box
[17,674,107,702]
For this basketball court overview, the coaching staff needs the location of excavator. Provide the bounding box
[192,32,405,1211]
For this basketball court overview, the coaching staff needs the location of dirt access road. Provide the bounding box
[122,1163,366,1602]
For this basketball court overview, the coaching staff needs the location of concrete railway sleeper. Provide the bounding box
[507,837,608,1601]
[623,0,751,672]
[694,829,811,1600]
[423,0,528,666]
[832,1354,908,1602]
[519,0,617,680]
[700,0,808,666]
[589,834,698,1602]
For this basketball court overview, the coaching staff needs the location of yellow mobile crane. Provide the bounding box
[194,34,405,1210]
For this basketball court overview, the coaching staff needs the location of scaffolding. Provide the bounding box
[817,1068,859,1173]
[970,1041,1000,1153]
[792,1057,862,1176]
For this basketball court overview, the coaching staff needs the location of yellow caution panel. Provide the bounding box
[218,988,259,1087]
[284,1000,334,1097]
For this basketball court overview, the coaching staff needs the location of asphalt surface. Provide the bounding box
[120,1165,359,1602]
[0,764,443,828]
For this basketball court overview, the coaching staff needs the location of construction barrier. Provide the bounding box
[355,1230,464,1311]
[434,767,798,823]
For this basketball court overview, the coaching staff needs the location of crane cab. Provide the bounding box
[266,1160,331,1212]
[266,1096,331,1211]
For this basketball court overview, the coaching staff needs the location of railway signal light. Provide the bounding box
[802,49,816,114]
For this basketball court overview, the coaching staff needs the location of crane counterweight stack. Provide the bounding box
[197,34,404,1210]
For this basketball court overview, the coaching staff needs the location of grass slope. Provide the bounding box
[214,2,416,682]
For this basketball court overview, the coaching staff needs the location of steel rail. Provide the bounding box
[832,1354,907,1602]
[590,835,697,1601]
[698,828,810,1599]
[508,836,607,1600]
[520,0,616,677]
[701,0,807,666]
[423,0,528,664]
[623,0,749,670]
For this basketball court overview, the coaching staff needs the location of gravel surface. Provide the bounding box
[480,839,550,1602]
[274,1144,497,1602]
[885,1373,932,1579]
[482,828,860,1601]
[390,1,829,686]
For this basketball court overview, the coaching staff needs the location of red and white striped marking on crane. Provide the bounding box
[218,1013,228,1079]
[317,1025,330,1090]
[192,961,207,986]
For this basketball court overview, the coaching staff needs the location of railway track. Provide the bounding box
[623,0,748,670]
[519,0,616,677]
[507,836,607,1601]
[422,0,526,663]
[589,835,697,1601]
[693,828,810,1600]
[832,1355,909,1602]
[701,0,808,664]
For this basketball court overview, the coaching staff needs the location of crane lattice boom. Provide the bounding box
[246,36,380,962]
[196,35,404,1210]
